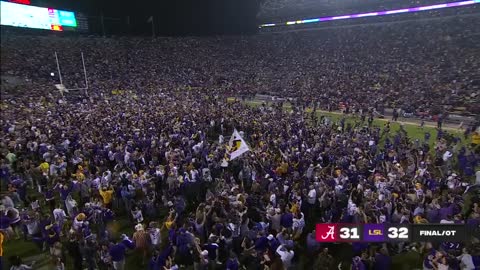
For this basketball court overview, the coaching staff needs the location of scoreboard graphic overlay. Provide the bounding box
[316,223,469,242]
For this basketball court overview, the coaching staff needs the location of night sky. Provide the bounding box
[31,0,262,35]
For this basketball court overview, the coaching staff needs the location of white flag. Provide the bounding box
[228,129,250,160]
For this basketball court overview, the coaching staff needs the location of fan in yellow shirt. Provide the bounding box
[163,211,178,230]
[71,165,86,182]
[290,201,300,215]
[99,186,114,208]
[472,131,480,146]
[414,215,429,224]
[39,161,49,175]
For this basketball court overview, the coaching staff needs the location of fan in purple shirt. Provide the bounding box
[109,241,127,262]
[373,248,392,270]
[352,256,366,270]
[280,210,293,229]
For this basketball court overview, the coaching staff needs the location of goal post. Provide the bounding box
[54,51,89,97]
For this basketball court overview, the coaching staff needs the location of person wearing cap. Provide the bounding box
[133,223,149,266]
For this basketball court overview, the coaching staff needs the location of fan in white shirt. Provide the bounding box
[276,244,294,268]
[440,215,455,224]
[292,212,305,238]
[190,169,199,182]
[131,207,144,223]
[442,151,453,161]
[53,207,67,227]
[269,193,277,207]
[347,199,358,216]
[457,248,476,270]
[307,186,316,205]
[149,226,161,248]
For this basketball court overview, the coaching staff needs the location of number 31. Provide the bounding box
[340,227,360,239]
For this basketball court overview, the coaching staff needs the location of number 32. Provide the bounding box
[388,227,408,239]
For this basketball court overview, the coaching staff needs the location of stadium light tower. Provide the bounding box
[54,51,89,97]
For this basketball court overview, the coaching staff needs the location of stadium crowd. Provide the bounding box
[2,12,479,116]
[0,7,480,270]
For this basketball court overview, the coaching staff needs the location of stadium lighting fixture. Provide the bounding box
[259,0,480,28]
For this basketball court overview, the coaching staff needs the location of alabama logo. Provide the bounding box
[316,224,338,242]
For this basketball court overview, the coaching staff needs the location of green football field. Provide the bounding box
[239,98,469,147]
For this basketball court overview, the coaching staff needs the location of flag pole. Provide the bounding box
[100,13,106,37]
[151,16,155,38]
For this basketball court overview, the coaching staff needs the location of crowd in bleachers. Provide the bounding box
[2,12,479,115]
[0,8,479,270]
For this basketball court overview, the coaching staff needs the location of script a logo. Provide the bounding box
[322,226,336,239]
[368,229,383,236]
[316,224,338,242]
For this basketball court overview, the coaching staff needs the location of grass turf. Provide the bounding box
[237,98,470,146]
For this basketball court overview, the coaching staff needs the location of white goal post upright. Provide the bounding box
[54,51,64,86]
[81,52,89,93]
[54,51,89,97]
